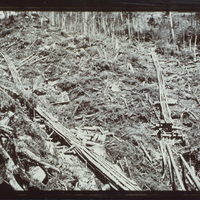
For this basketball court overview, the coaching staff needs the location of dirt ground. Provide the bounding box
[0,12,200,191]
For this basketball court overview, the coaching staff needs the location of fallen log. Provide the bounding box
[138,141,152,162]
[5,41,17,49]
[167,154,175,190]
[180,154,200,190]
[160,139,167,173]
[153,99,178,106]
[30,56,48,65]
[0,51,24,91]
[166,143,186,191]
[0,125,13,137]
[186,174,196,189]
[20,53,35,64]
[194,93,200,105]
[0,144,24,191]
[124,156,131,177]
[52,101,70,105]
[17,55,37,69]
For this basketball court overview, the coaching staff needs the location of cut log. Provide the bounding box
[171,126,182,130]
[0,125,13,137]
[81,126,101,131]
[52,101,70,105]
[30,56,47,65]
[194,93,200,105]
[17,55,37,69]
[138,142,152,162]
[20,53,35,64]
[0,52,24,91]
[180,154,200,190]
[153,99,178,106]
[0,144,24,191]
[186,174,196,188]
[166,143,186,191]
[160,139,167,173]
[124,156,131,176]
[167,154,175,190]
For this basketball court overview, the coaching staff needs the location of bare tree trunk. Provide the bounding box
[84,12,88,34]
[58,12,60,28]
[51,11,55,26]
[183,30,185,48]
[103,14,106,35]
[169,12,175,44]
[70,12,73,31]
[61,12,66,30]
[138,31,140,42]
[92,12,95,36]
[105,13,108,34]
[128,13,131,40]
[55,12,57,27]
[189,38,192,51]
[194,34,197,62]
[40,12,45,27]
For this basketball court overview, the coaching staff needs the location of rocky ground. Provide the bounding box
[0,12,200,191]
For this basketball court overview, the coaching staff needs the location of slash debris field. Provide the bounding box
[0,11,200,191]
